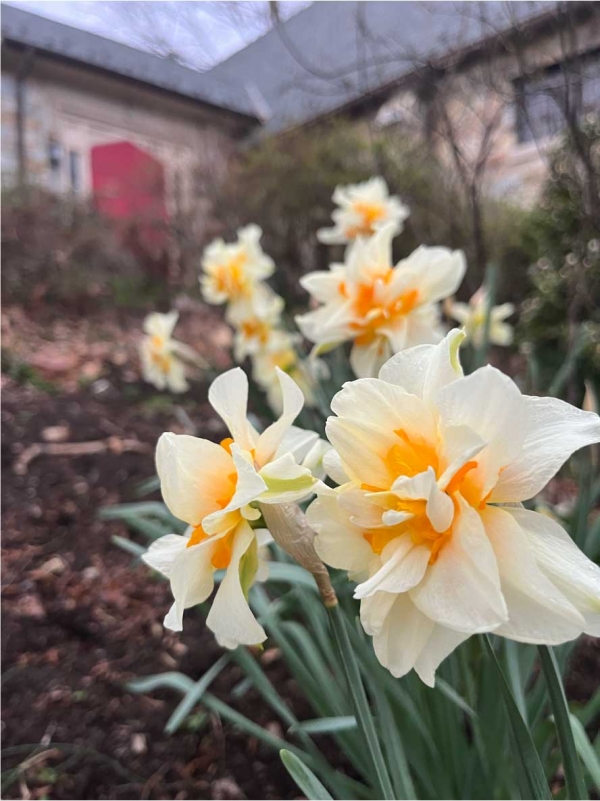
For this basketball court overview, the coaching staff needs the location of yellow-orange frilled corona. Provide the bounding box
[297,225,466,378]
[308,330,600,685]
[317,177,410,244]
[144,367,325,647]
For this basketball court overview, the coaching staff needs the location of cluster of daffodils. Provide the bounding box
[144,367,328,647]
[140,176,600,690]
[298,223,466,378]
[140,311,202,393]
[200,225,312,413]
[308,330,600,685]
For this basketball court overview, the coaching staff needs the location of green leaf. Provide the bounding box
[435,678,476,719]
[328,603,395,800]
[280,750,333,800]
[538,645,588,800]
[483,636,550,800]
[127,671,194,695]
[289,716,357,735]
[266,561,319,590]
[569,714,600,791]
[165,655,230,734]
[111,535,146,558]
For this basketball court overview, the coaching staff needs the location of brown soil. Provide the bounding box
[1,306,303,800]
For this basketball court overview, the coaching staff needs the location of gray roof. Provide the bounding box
[207,1,558,133]
[1,4,259,121]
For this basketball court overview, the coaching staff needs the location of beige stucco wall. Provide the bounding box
[374,11,600,205]
[1,48,247,220]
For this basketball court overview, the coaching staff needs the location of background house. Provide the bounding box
[2,1,599,216]
[1,4,259,230]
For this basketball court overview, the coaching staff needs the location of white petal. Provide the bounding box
[410,498,507,633]
[340,486,391,528]
[300,270,345,303]
[379,328,465,402]
[255,369,305,466]
[396,246,466,305]
[508,507,600,635]
[274,426,319,464]
[350,337,392,379]
[206,522,266,648]
[202,444,267,534]
[209,367,258,452]
[162,535,220,631]
[436,366,527,498]
[371,594,435,679]
[326,417,395,489]
[309,490,376,578]
[143,532,188,578]
[360,591,397,637]
[322,448,350,485]
[330,377,436,442]
[354,535,429,598]
[491,396,600,502]
[437,425,486,483]
[391,467,454,533]
[482,506,585,644]
[414,626,470,687]
[156,433,234,526]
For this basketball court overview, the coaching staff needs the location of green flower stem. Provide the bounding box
[328,603,395,800]
[538,645,588,800]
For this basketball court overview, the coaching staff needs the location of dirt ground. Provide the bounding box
[2,304,598,801]
[1,305,305,800]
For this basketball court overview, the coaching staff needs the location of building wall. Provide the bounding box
[1,48,246,224]
[374,11,600,205]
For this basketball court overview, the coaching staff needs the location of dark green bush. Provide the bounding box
[518,119,600,400]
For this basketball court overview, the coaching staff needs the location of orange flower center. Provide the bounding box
[214,252,249,297]
[345,201,386,238]
[349,283,420,346]
[362,429,484,564]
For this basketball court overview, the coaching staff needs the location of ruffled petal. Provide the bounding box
[255,369,305,467]
[410,498,507,633]
[209,367,259,452]
[309,489,377,579]
[491,396,600,502]
[156,433,234,526]
[206,522,266,648]
[354,535,429,598]
[379,328,465,402]
[482,506,585,644]
[371,594,435,679]
[507,507,600,636]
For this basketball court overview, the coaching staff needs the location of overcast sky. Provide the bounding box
[6,1,311,68]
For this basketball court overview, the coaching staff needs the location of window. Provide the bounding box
[47,139,62,172]
[514,50,600,144]
[69,150,81,193]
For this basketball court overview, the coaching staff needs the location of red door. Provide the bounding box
[91,141,168,251]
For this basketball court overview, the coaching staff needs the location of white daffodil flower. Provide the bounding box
[309,329,600,686]
[143,367,322,648]
[140,311,201,393]
[200,224,274,307]
[227,286,285,363]
[317,177,410,245]
[447,287,515,347]
[297,225,466,378]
